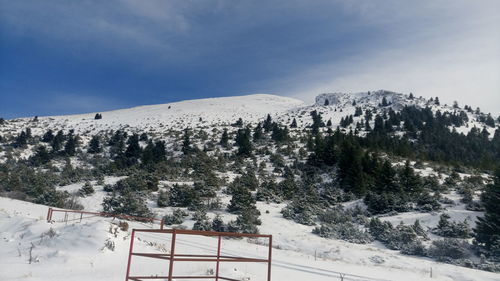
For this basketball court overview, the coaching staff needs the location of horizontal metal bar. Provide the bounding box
[173,258,269,262]
[50,209,162,222]
[128,276,241,280]
[128,276,215,280]
[132,228,272,238]
[131,253,269,263]
[218,277,240,281]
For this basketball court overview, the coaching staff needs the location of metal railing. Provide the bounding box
[125,228,273,281]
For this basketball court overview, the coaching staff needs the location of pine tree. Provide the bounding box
[64,134,78,156]
[42,129,54,143]
[310,110,323,135]
[324,99,329,106]
[398,161,422,194]
[326,119,332,127]
[141,141,155,165]
[290,118,297,128]
[235,127,252,157]
[51,130,65,152]
[79,181,95,196]
[152,140,166,162]
[253,123,263,141]
[220,128,229,147]
[125,134,141,159]
[338,141,366,195]
[31,145,51,165]
[228,185,256,214]
[263,114,273,132]
[474,169,500,253]
[375,160,399,193]
[434,97,440,105]
[14,131,28,148]
[381,96,388,107]
[181,129,192,155]
[88,136,101,153]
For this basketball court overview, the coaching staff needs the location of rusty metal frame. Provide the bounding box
[46,207,166,228]
[125,228,272,281]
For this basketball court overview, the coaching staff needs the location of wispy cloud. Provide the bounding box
[0,0,498,117]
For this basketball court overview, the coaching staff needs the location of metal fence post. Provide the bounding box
[215,235,221,281]
[168,229,177,281]
[125,230,135,281]
[267,235,272,281]
[46,208,52,222]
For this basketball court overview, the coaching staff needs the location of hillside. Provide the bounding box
[0,91,499,280]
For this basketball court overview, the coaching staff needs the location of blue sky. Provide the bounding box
[1,0,499,118]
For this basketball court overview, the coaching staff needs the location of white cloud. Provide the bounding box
[284,1,500,115]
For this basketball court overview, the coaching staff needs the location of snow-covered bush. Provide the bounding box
[162,208,187,225]
[313,222,373,244]
[428,238,471,261]
[433,214,472,238]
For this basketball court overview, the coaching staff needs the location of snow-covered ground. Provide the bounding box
[2,197,499,281]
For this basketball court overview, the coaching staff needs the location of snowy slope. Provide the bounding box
[2,91,497,141]
[4,94,305,135]
[2,197,499,281]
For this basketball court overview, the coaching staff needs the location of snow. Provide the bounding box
[2,197,499,281]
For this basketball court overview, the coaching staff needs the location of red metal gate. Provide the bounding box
[125,228,272,281]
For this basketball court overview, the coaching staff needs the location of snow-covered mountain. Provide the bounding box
[1,91,499,281]
[2,90,496,138]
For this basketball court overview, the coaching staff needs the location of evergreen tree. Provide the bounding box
[324,99,330,106]
[253,123,263,141]
[310,110,323,135]
[31,145,51,165]
[434,97,440,105]
[235,127,252,157]
[474,169,500,254]
[64,134,78,156]
[152,140,166,162]
[263,114,273,132]
[42,129,54,143]
[51,130,65,152]
[79,181,95,196]
[235,207,261,234]
[381,96,388,107]
[157,190,169,207]
[354,107,363,117]
[326,119,332,127]
[88,136,101,153]
[228,185,256,214]
[290,118,297,128]
[375,160,399,193]
[94,113,102,120]
[141,141,155,165]
[398,161,422,194]
[233,117,244,127]
[220,128,229,147]
[125,134,141,159]
[181,129,193,155]
[338,141,366,195]
[14,131,28,148]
